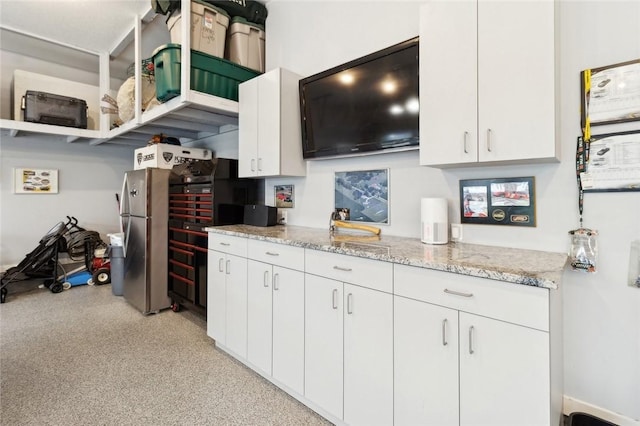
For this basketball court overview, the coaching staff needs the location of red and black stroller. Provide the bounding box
[0,216,108,303]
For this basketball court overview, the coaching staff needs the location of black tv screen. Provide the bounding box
[299,37,419,159]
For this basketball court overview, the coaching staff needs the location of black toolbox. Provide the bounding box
[21,90,88,129]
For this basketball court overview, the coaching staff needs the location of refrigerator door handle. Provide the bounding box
[123,213,131,258]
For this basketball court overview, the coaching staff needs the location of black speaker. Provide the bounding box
[243,205,277,227]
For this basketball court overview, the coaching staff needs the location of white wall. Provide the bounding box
[265,0,640,421]
[0,134,133,269]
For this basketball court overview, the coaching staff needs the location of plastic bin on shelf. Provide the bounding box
[167,0,230,58]
[226,17,265,73]
[152,43,261,102]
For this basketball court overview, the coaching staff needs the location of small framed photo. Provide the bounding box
[460,177,535,227]
[274,184,294,208]
[335,168,389,224]
[14,168,59,194]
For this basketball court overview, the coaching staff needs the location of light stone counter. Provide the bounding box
[205,224,568,289]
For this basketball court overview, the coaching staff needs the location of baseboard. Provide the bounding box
[564,395,640,426]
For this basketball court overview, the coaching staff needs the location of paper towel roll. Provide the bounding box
[421,198,448,244]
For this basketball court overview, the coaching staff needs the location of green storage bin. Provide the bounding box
[152,43,261,102]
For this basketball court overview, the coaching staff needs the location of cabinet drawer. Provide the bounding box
[305,249,393,293]
[248,239,305,271]
[394,264,549,331]
[208,233,247,257]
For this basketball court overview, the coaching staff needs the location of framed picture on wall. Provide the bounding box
[274,184,294,208]
[335,168,389,224]
[460,177,536,227]
[13,168,59,194]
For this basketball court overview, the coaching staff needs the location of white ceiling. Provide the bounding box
[0,0,152,53]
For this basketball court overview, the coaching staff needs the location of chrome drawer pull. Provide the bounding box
[265,251,279,256]
[218,258,224,273]
[333,266,352,272]
[444,288,473,298]
[225,260,230,275]
[263,270,269,287]
[469,325,475,354]
[347,293,353,314]
[486,128,492,152]
[273,273,280,291]
[219,242,230,246]
[332,289,338,309]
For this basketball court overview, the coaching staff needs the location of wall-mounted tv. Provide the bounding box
[299,37,419,160]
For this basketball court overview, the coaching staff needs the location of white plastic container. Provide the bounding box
[167,0,230,58]
[133,144,212,170]
[421,198,448,244]
[226,17,265,72]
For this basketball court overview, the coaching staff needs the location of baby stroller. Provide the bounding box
[0,216,107,303]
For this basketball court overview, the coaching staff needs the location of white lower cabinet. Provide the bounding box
[305,274,393,426]
[207,250,248,358]
[247,259,305,394]
[458,313,550,426]
[208,234,561,426]
[394,296,459,426]
[394,264,558,426]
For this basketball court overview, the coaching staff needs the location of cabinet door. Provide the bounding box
[225,253,248,358]
[238,77,259,177]
[272,266,305,394]
[207,250,226,343]
[394,296,459,426]
[477,0,556,162]
[256,69,281,177]
[459,313,550,426]
[420,0,478,166]
[247,260,272,374]
[343,284,393,426]
[304,274,343,420]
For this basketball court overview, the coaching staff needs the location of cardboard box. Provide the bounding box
[134,144,212,170]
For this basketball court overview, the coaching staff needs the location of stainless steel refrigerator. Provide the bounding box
[120,168,172,314]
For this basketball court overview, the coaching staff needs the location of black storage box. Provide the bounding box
[205,0,267,25]
[21,90,88,129]
[244,205,277,227]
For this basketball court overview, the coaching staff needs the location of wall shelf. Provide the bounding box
[0,2,241,148]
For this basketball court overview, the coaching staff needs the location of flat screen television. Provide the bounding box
[299,37,419,160]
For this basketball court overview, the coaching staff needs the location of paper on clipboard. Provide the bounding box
[580,132,640,191]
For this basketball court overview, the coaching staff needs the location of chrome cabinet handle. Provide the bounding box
[258,158,263,171]
[486,128,492,152]
[442,319,448,346]
[469,325,475,354]
[444,288,473,298]
[263,270,269,287]
[332,289,338,309]
[463,131,469,154]
[347,293,353,314]
[218,258,224,273]
[265,252,279,256]
[226,259,230,275]
[219,242,230,246]
[251,158,256,172]
[273,273,279,291]
[333,266,352,272]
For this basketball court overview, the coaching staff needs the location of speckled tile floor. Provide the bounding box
[0,282,333,425]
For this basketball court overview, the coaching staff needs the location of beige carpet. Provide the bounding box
[0,283,331,425]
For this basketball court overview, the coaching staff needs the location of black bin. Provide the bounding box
[569,412,617,426]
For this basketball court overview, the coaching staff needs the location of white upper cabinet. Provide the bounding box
[419,0,560,167]
[238,68,307,178]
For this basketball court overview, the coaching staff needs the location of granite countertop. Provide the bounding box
[204,224,568,289]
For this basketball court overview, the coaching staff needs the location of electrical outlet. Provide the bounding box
[451,224,463,242]
[279,210,288,225]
